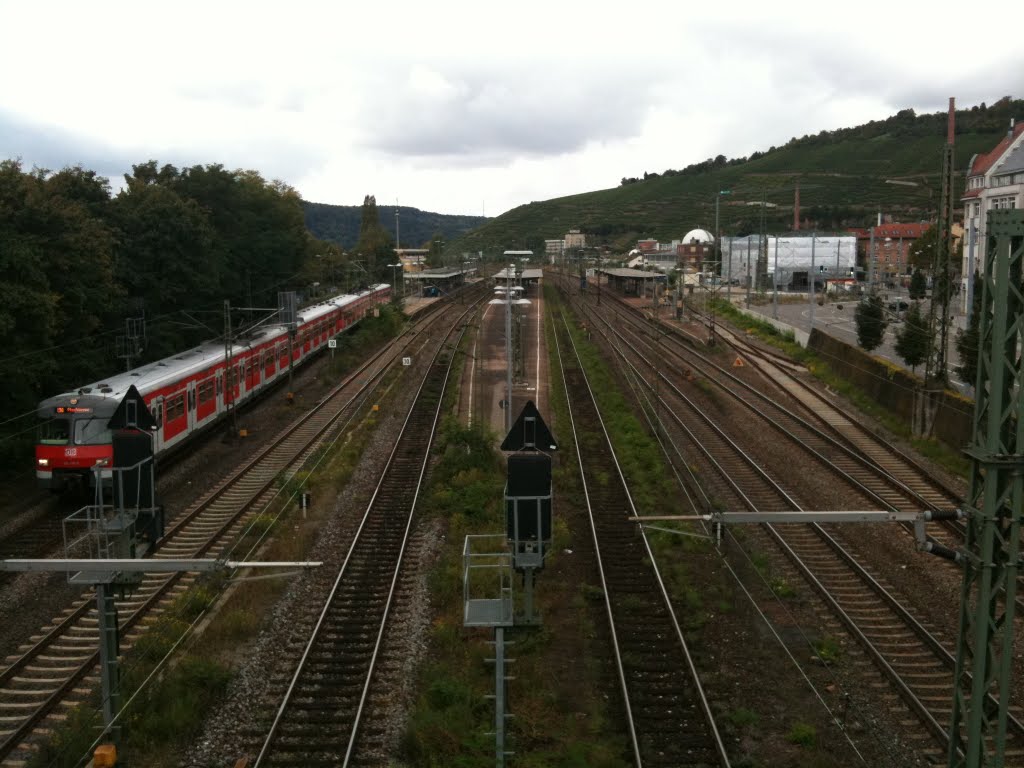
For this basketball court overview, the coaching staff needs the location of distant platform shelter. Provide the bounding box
[597,268,667,297]
[403,266,474,297]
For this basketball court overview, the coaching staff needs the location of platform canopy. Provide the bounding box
[403,267,472,281]
[597,267,667,279]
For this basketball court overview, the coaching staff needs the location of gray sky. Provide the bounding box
[2,0,1021,216]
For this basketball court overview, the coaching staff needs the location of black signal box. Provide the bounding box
[505,453,552,561]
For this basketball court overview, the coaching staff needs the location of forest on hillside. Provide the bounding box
[452,98,1023,255]
[303,200,487,250]
[622,97,1024,185]
[0,160,337,466]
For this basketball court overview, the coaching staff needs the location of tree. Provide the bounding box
[353,194,394,278]
[955,273,983,387]
[426,232,445,268]
[854,295,888,352]
[894,301,932,374]
[908,268,927,300]
[111,183,218,358]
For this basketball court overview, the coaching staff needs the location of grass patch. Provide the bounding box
[730,707,760,727]
[787,721,818,747]
[814,636,843,664]
[769,575,796,598]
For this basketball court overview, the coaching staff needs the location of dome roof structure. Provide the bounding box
[683,228,714,244]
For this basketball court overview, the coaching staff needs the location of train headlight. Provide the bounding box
[37,458,49,467]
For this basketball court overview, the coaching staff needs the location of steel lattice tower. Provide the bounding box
[948,209,1024,767]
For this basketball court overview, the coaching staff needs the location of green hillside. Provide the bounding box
[303,200,488,249]
[451,97,1023,255]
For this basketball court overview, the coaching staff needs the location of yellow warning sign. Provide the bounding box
[733,357,745,367]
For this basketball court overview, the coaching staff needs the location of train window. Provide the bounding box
[216,375,222,396]
[198,379,215,404]
[38,419,70,445]
[74,418,113,445]
[166,394,185,421]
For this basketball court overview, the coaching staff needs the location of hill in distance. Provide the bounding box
[304,200,488,250]
[448,96,1023,256]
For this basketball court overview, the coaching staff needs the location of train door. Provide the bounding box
[186,381,197,433]
[150,398,164,453]
[242,360,254,393]
[264,349,275,381]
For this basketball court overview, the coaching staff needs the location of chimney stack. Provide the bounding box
[1011,118,1016,139]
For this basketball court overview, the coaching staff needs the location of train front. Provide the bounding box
[35,393,118,492]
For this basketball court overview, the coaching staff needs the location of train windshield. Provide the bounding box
[38,419,70,445]
[74,418,113,445]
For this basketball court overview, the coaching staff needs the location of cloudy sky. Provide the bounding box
[2,0,1021,217]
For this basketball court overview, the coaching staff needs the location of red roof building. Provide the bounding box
[961,120,1024,310]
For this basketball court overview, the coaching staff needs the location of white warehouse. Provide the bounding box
[721,234,857,290]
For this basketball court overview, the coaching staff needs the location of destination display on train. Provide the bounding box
[55,406,92,414]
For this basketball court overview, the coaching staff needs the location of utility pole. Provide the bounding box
[758,188,767,293]
[966,224,977,318]
[745,235,752,306]
[868,218,877,294]
[932,98,957,385]
[809,232,817,332]
[117,315,145,373]
[726,238,733,304]
[716,188,730,292]
[773,236,779,320]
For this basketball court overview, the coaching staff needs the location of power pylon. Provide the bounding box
[947,209,1024,767]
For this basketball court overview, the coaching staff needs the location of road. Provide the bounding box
[723,291,973,393]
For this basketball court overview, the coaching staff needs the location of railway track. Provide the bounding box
[251,316,466,767]
[0,505,65,593]
[561,281,1024,760]
[0,312,445,765]
[631,298,1024,622]
[601,293,974,556]
[550,303,729,768]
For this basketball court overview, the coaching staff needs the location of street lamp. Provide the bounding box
[387,263,403,308]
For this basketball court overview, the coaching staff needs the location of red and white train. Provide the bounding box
[35,284,391,491]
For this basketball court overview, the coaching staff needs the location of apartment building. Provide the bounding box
[961,120,1024,309]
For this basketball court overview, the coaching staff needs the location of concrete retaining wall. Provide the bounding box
[726,304,973,452]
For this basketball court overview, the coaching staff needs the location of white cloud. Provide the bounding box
[0,0,1020,216]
